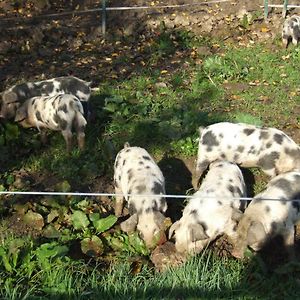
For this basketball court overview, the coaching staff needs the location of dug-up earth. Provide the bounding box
[0,0,290,90]
[1,0,300,271]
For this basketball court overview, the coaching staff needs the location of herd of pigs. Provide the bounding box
[1,14,300,263]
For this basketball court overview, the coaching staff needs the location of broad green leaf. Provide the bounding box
[93,215,117,233]
[89,212,100,222]
[35,242,69,259]
[23,211,44,230]
[81,235,104,257]
[128,232,149,256]
[71,210,90,230]
[47,209,59,223]
[43,224,61,238]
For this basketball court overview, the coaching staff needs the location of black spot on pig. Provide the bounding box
[136,185,146,193]
[273,133,284,145]
[237,146,245,153]
[58,104,68,113]
[146,207,155,214]
[53,114,67,130]
[273,178,292,194]
[218,200,223,205]
[190,209,198,216]
[221,153,226,159]
[139,161,144,165]
[142,155,151,161]
[35,111,42,122]
[41,82,55,95]
[129,202,137,215]
[202,131,219,147]
[228,185,234,194]
[152,200,159,211]
[258,152,279,170]
[243,128,255,136]
[266,142,272,148]
[233,154,240,161]
[265,206,271,213]
[127,169,133,181]
[152,182,164,194]
[59,77,90,101]
[197,160,209,171]
[285,148,300,160]
[122,159,126,166]
[292,201,300,212]
[259,130,269,140]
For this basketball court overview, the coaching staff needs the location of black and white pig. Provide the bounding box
[231,171,300,259]
[169,161,246,255]
[14,94,87,152]
[282,15,300,48]
[193,122,300,189]
[0,76,91,119]
[113,143,167,248]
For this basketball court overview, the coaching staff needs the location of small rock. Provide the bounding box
[155,82,167,89]
[150,241,187,272]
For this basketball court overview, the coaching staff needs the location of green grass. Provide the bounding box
[1,247,300,299]
[2,26,300,298]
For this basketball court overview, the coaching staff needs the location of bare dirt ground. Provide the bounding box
[0,0,290,90]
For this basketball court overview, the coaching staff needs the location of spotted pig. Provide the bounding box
[14,94,87,152]
[0,76,91,119]
[169,161,246,255]
[231,171,300,259]
[113,143,167,248]
[193,122,300,189]
[282,15,300,48]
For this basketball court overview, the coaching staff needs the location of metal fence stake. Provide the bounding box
[102,0,106,37]
[282,0,288,18]
[264,0,269,20]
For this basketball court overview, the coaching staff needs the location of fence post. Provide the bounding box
[102,0,106,36]
[282,0,288,18]
[264,0,269,20]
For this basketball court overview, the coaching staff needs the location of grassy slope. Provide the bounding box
[1,27,300,299]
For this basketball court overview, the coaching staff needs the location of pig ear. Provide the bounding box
[247,221,266,246]
[3,91,17,103]
[120,214,138,233]
[168,220,180,239]
[14,105,28,122]
[189,223,209,242]
[231,208,243,222]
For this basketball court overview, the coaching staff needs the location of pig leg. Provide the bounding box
[40,130,48,145]
[114,186,124,217]
[75,113,86,150]
[283,226,295,260]
[61,129,73,152]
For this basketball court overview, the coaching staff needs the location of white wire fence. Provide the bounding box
[0,190,299,202]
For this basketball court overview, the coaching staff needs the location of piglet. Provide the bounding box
[15,94,87,152]
[231,171,300,259]
[114,143,167,248]
[193,122,300,189]
[169,161,246,255]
